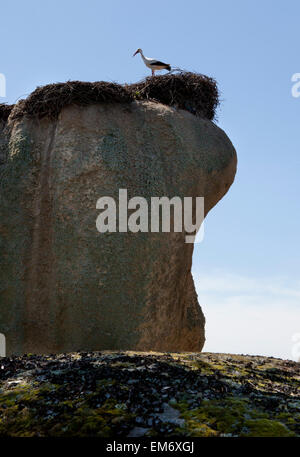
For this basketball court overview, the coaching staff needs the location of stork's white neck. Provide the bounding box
[139,49,147,63]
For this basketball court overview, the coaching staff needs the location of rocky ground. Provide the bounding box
[0,351,299,437]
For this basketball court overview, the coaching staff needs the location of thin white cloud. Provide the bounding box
[192,270,300,361]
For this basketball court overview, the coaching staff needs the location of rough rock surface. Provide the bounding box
[0,120,8,166]
[0,351,299,437]
[0,101,236,355]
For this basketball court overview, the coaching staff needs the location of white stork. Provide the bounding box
[133,48,171,76]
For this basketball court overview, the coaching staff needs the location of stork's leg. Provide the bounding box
[152,69,155,76]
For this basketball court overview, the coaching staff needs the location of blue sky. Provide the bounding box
[1,0,299,359]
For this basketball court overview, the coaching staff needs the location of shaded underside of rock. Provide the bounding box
[0,99,236,355]
[0,352,298,437]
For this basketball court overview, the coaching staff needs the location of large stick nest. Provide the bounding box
[130,72,219,120]
[9,81,132,121]
[3,72,219,123]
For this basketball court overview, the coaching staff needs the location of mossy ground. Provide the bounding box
[0,352,299,437]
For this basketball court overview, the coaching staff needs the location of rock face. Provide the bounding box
[0,100,236,356]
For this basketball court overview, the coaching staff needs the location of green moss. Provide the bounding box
[173,396,293,437]
[110,361,134,368]
[174,356,229,376]
[0,387,43,437]
[276,412,295,423]
[0,384,134,437]
[189,360,215,374]
[51,406,109,437]
[241,419,296,437]
[175,419,217,437]
[47,399,134,437]
[0,385,38,406]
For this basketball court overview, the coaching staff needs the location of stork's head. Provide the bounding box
[133,48,142,57]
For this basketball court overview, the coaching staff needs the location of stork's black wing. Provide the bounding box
[149,60,169,66]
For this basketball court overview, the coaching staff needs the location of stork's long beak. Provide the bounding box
[133,50,138,57]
